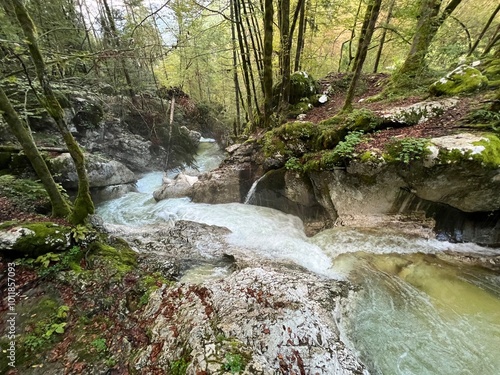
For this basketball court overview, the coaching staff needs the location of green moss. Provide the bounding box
[436,134,500,168]
[430,65,488,96]
[288,71,319,104]
[287,101,312,118]
[360,151,375,162]
[0,174,52,214]
[88,240,137,276]
[483,59,500,82]
[345,109,382,132]
[472,134,500,168]
[1,222,72,256]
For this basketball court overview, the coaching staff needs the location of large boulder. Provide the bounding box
[0,222,72,256]
[49,153,136,189]
[189,142,264,204]
[430,64,488,96]
[153,172,199,201]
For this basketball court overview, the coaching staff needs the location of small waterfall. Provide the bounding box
[244,174,266,204]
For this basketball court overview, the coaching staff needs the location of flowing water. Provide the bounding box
[97,141,500,375]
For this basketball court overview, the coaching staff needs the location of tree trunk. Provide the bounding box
[482,23,500,56]
[263,0,273,128]
[280,0,291,106]
[468,4,500,56]
[101,0,136,103]
[234,0,254,123]
[0,87,71,218]
[294,0,307,72]
[398,0,462,77]
[230,0,242,132]
[373,0,396,72]
[343,0,382,111]
[10,0,94,224]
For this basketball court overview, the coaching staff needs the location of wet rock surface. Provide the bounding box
[135,267,365,375]
[189,141,264,203]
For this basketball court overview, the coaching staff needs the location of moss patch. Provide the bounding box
[430,65,488,96]
[0,222,72,256]
[88,239,137,277]
[0,174,51,214]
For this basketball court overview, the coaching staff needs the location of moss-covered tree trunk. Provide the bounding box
[9,0,94,224]
[0,87,71,218]
[263,0,274,128]
[343,0,382,112]
[280,0,291,108]
[397,0,462,78]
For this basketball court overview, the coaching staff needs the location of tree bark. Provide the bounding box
[230,0,242,133]
[398,0,462,77]
[280,0,291,106]
[468,4,500,56]
[9,0,94,224]
[373,0,396,73]
[263,0,273,128]
[294,0,307,72]
[343,0,382,111]
[0,87,71,218]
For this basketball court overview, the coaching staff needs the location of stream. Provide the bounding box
[97,139,500,375]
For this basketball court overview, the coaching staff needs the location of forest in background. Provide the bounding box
[1,0,498,131]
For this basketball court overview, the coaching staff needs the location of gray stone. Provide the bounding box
[49,153,136,189]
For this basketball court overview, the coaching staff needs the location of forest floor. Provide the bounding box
[304,72,489,151]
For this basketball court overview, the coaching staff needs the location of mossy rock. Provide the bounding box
[482,59,500,82]
[287,101,313,118]
[271,71,319,106]
[430,65,488,96]
[88,239,137,277]
[289,72,319,104]
[0,222,72,256]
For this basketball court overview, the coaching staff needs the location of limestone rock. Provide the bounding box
[0,222,72,256]
[133,267,365,374]
[153,172,199,201]
[49,153,136,189]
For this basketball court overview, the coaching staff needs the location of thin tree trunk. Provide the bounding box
[482,23,500,56]
[263,0,273,128]
[348,0,363,71]
[10,0,94,224]
[234,0,254,123]
[343,0,382,111]
[373,0,396,73]
[230,0,242,132]
[165,96,175,169]
[294,0,307,71]
[0,87,71,218]
[102,0,136,102]
[469,4,500,56]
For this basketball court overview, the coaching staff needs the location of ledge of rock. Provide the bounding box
[49,153,136,189]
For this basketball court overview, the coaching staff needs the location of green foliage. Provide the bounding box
[465,109,500,132]
[285,157,303,172]
[23,300,70,352]
[31,246,82,277]
[91,338,108,354]
[320,131,365,168]
[224,353,246,374]
[385,137,430,164]
[0,174,51,214]
[170,357,190,375]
